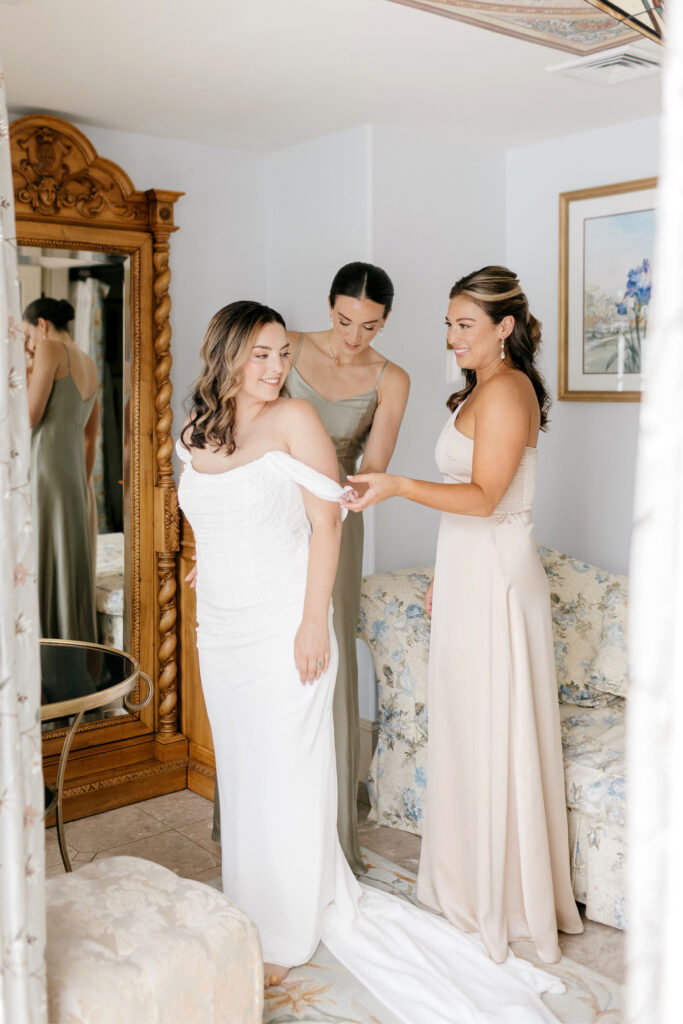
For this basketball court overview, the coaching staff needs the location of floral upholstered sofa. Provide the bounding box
[95,531,124,648]
[357,546,628,931]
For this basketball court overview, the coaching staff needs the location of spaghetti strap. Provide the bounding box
[375,358,389,389]
[62,341,72,374]
[293,333,305,367]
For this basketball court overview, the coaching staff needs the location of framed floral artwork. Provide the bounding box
[558,176,657,401]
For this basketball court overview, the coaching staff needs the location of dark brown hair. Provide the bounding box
[447,266,550,430]
[182,300,286,454]
[23,297,75,331]
[329,262,394,317]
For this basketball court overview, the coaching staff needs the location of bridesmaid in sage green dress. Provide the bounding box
[211,263,409,873]
[24,297,99,641]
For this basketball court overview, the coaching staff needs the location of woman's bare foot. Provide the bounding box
[264,962,289,988]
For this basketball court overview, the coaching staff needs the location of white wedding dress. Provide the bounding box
[177,440,564,1024]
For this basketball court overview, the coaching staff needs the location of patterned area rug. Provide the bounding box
[212,848,623,1023]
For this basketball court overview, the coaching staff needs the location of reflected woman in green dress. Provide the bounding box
[209,264,409,873]
[24,297,99,641]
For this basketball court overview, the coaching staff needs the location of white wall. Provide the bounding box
[371,125,506,571]
[265,125,371,325]
[506,116,660,575]
[76,123,266,434]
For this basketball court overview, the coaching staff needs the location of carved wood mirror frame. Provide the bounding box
[11,114,188,817]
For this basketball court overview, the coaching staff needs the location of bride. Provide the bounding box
[177,300,565,1023]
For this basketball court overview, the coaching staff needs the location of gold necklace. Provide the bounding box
[326,330,341,367]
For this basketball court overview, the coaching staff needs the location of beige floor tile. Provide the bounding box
[52,804,167,854]
[176,817,222,858]
[358,806,421,874]
[45,851,97,877]
[92,829,220,877]
[182,866,223,884]
[44,828,77,867]
[558,910,625,984]
[136,790,214,828]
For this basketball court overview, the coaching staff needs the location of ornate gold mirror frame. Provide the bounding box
[11,114,188,818]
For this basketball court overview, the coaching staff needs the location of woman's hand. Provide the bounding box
[185,554,197,589]
[425,578,434,617]
[343,472,400,511]
[294,617,330,684]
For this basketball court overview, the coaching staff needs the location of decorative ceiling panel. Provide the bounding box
[388,0,642,54]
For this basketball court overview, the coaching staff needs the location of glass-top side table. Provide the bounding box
[40,638,153,872]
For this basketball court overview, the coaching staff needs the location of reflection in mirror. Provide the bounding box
[18,247,130,707]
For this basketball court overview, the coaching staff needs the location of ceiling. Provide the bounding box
[0,0,661,152]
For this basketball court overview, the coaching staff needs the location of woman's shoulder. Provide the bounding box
[273,395,321,426]
[73,342,97,367]
[34,336,64,363]
[481,367,533,401]
[476,369,538,428]
[377,356,410,400]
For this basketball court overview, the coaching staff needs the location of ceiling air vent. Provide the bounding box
[546,43,661,84]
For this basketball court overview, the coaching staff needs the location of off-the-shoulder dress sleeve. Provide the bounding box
[175,438,192,464]
[265,451,353,519]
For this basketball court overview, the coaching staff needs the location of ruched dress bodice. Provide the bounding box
[435,409,537,518]
[285,364,378,480]
[177,446,346,641]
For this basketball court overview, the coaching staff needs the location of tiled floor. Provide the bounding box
[48,789,625,986]
[46,789,222,884]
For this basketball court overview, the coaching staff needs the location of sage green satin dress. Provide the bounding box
[212,337,387,875]
[31,355,97,642]
[287,341,388,873]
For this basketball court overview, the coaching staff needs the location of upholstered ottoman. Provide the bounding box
[46,856,263,1024]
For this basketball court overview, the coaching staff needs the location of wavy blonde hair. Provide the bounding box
[447,265,550,430]
[181,300,286,454]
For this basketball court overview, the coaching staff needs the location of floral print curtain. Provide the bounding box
[628,1,683,1021]
[0,62,47,1023]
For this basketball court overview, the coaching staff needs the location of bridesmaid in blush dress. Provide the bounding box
[344,266,583,964]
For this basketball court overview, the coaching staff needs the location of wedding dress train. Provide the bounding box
[176,440,564,1024]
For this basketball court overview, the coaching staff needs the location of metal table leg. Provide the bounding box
[44,709,84,873]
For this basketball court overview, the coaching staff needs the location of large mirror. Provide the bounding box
[18,247,129,651]
[11,114,188,818]
[18,246,131,729]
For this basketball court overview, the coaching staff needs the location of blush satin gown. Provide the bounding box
[417,407,583,964]
[177,438,565,1024]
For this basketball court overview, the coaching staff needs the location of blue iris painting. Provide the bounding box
[583,208,655,376]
